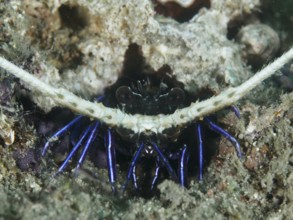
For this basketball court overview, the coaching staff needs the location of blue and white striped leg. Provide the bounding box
[151,142,177,181]
[196,123,204,181]
[122,143,145,193]
[105,129,117,193]
[54,125,92,177]
[42,115,83,156]
[179,144,189,187]
[205,117,242,159]
[74,121,100,176]
[150,159,161,191]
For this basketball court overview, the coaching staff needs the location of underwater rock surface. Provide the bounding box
[0,0,292,219]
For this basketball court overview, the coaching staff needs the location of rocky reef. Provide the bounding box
[0,0,292,219]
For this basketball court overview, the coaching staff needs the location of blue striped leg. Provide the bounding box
[230,106,241,118]
[151,142,177,181]
[53,125,92,177]
[179,144,189,187]
[196,123,204,181]
[42,115,83,156]
[74,121,100,176]
[150,159,161,191]
[205,117,242,159]
[122,142,145,193]
[105,129,117,193]
[132,165,138,190]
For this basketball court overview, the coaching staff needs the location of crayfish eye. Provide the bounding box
[166,87,185,106]
[115,86,136,104]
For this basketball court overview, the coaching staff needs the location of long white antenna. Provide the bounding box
[0,46,292,134]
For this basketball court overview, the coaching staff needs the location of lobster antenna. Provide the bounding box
[0,46,293,134]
